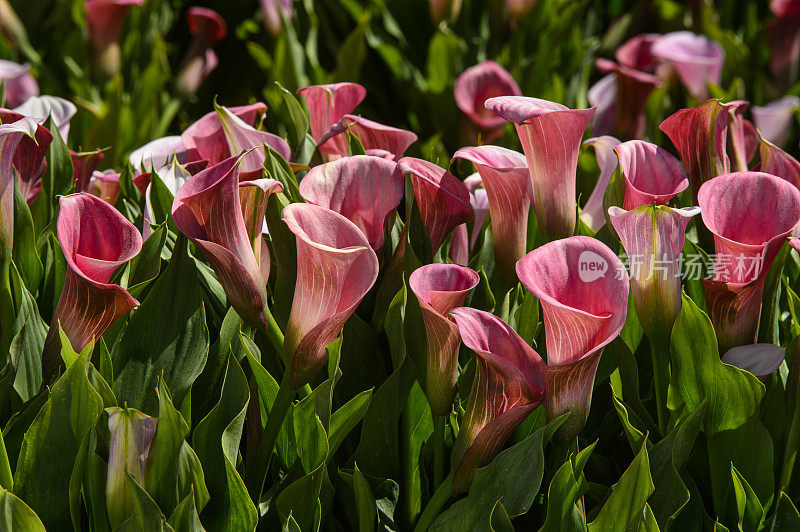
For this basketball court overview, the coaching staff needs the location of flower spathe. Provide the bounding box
[214,102,291,177]
[409,264,479,417]
[129,135,189,175]
[299,155,403,252]
[651,31,725,100]
[699,172,800,351]
[0,60,39,107]
[0,117,38,269]
[320,114,418,161]
[752,96,800,148]
[613,139,689,210]
[0,109,52,204]
[282,203,379,389]
[449,307,544,493]
[397,157,473,252]
[454,61,522,132]
[452,145,529,278]
[13,95,76,142]
[516,236,628,443]
[609,204,699,341]
[87,169,121,204]
[71,149,106,193]
[172,155,278,330]
[181,102,267,166]
[615,33,661,71]
[85,0,143,77]
[594,58,661,140]
[42,193,142,377]
[176,7,226,97]
[297,82,366,152]
[581,135,621,232]
[259,0,293,37]
[484,96,595,240]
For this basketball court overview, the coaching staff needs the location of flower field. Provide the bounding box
[1,0,800,530]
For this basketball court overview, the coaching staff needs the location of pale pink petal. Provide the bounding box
[581,135,621,231]
[651,31,725,99]
[752,96,800,147]
[613,140,688,209]
[454,61,522,131]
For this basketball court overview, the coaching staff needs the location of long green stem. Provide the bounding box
[414,472,453,532]
[433,415,446,489]
[0,266,14,362]
[779,393,800,491]
[650,339,669,435]
[246,370,295,503]
[264,307,285,355]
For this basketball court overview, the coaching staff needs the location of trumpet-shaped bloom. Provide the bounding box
[699,172,800,351]
[452,145,529,278]
[651,31,725,99]
[0,117,37,270]
[143,160,193,239]
[182,102,267,165]
[722,343,786,380]
[299,155,403,251]
[615,33,661,71]
[129,135,189,175]
[593,58,661,139]
[87,169,121,204]
[105,407,158,528]
[71,149,106,193]
[320,114,418,161]
[752,96,800,148]
[484,96,595,240]
[173,155,278,329]
[660,99,730,202]
[239,177,284,285]
[0,60,39,107]
[581,136,621,232]
[397,157,473,252]
[215,103,291,177]
[464,173,489,246]
[14,95,76,142]
[85,0,143,77]
[409,264,479,416]
[282,203,379,389]
[613,140,689,209]
[297,83,366,151]
[609,205,700,340]
[454,61,522,132]
[449,307,544,493]
[176,7,226,97]
[0,109,51,204]
[259,0,293,37]
[42,193,142,376]
[516,236,628,442]
[726,100,759,171]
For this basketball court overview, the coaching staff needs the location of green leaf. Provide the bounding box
[147,170,175,228]
[328,389,372,459]
[426,29,465,94]
[489,500,514,532]
[589,436,654,531]
[348,130,366,156]
[432,414,568,530]
[112,237,209,415]
[541,442,597,532]
[12,349,104,528]
[292,384,329,473]
[8,264,46,402]
[126,222,167,296]
[41,115,73,221]
[192,356,257,531]
[731,465,764,531]
[767,492,800,530]
[353,463,377,532]
[12,180,42,291]
[118,472,173,531]
[334,12,369,82]
[0,486,46,531]
[669,291,774,518]
[274,82,309,152]
[168,491,207,532]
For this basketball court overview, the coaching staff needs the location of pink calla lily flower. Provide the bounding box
[593,58,661,140]
[581,135,621,232]
[768,1,800,86]
[454,61,522,133]
[397,157,474,253]
[613,140,689,210]
[449,307,545,493]
[85,0,143,77]
[259,0,293,37]
[297,83,366,152]
[0,60,39,107]
[449,224,470,266]
[587,74,617,137]
[129,135,190,175]
[42,193,142,377]
[299,155,403,252]
[615,33,661,71]
[452,145,529,278]
[0,109,52,204]
[660,99,731,202]
[282,203,379,389]
[609,204,700,340]
[752,96,800,148]
[320,114,418,161]
[651,31,725,100]
[105,407,158,528]
[88,169,121,204]
[71,149,106,193]
[173,155,281,330]
[14,95,76,143]
[699,172,800,351]
[176,7,226,97]
[429,0,462,24]
[516,236,628,442]
[722,343,786,380]
[214,103,291,177]
[484,96,596,240]
[726,100,759,171]
[0,117,37,272]
[463,173,489,247]
[182,102,267,165]
[409,264,479,417]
